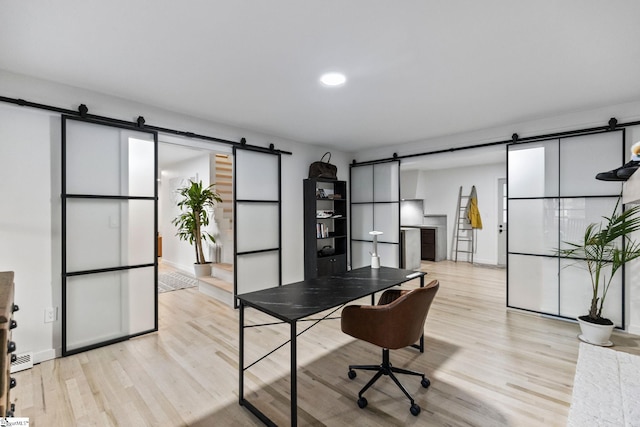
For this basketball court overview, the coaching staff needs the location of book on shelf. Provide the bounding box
[316,223,331,238]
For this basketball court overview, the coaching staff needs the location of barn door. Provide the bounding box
[62,116,157,356]
[350,161,401,269]
[233,147,281,303]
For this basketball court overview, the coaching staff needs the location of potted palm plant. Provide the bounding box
[172,179,222,277]
[557,196,640,345]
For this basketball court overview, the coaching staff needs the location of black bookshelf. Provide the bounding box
[303,179,348,279]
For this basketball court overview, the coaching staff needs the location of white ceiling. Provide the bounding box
[2,1,640,153]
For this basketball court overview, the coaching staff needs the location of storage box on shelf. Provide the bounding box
[0,271,17,417]
[303,179,348,279]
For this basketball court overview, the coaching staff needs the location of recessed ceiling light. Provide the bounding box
[320,72,346,87]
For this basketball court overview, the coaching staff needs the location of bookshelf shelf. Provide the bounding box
[304,179,348,279]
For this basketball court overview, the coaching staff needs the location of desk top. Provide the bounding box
[237,267,425,321]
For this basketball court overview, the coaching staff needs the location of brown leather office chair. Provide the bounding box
[341,280,439,416]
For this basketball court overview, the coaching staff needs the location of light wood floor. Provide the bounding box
[13,261,640,426]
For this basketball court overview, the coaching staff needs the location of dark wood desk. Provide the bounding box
[237,266,426,426]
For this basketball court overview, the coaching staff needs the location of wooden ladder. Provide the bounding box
[452,186,474,263]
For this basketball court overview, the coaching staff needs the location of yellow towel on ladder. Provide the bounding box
[467,186,483,229]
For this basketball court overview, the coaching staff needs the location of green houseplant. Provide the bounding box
[172,179,222,277]
[556,197,640,345]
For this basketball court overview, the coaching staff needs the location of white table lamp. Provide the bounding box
[369,231,383,269]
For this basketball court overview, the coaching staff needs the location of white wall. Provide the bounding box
[0,70,350,361]
[0,104,59,363]
[278,144,351,283]
[354,100,640,163]
[400,169,419,199]
[413,162,505,265]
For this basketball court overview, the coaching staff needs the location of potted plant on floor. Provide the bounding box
[172,179,222,278]
[556,196,640,345]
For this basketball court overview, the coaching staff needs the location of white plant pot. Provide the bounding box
[193,263,211,278]
[577,317,615,346]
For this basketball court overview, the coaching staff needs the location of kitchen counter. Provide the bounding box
[401,225,447,261]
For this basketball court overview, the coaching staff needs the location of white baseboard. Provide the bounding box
[627,324,640,336]
[33,348,57,364]
[160,260,192,275]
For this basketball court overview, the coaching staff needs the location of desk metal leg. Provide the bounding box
[419,275,425,352]
[290,321,297,426]
[239,302,245,404]
[410,275,426,353]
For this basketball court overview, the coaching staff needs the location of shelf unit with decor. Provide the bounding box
[304,179,348,279]
[0,271,18,417]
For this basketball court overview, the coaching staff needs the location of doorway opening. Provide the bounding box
[399,145,506,268]
[158,137,234,305]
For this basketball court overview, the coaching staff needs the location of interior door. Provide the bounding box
[233,147,281,303]
[62,116,158,356]
[350,161,401,269]
[497,178,507,266]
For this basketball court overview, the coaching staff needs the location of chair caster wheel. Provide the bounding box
[421,378,431,388]
[357,397,368,409]
[348,370,356,380]
[410,403,421,416]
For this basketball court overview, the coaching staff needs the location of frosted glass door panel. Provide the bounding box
[234,147,281,299]
[128,137,156,196]
[67,273,123,351]
[508,255,558,313]
[560,132,623,197]
[126,200,156,266]
[351,205,374,241]
[507,132,625,325]
[374,203,400,243]
[508,199,558,255]
[65,120,155,196]
[351,165,373,203]
[378,243,400,268]
[559,260,623,326]
[559,197,620,253]
[235,150,278,201]
[351,161,400,268]
[63,116,157,356]
[66,199,155,272]
[236,202,279,252]
[237,251,280,294]
[66,268,155,352]
[373,163,399,202]
[127,267,156,334]
[351,241,369,269]
[508,141,559,198]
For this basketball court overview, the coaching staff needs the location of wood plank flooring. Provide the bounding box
[13,261,640,426]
